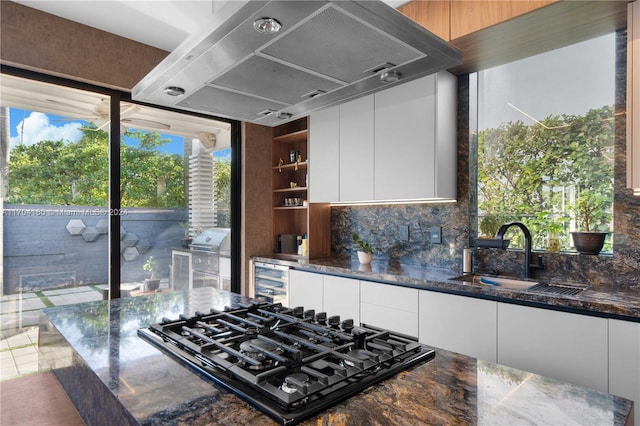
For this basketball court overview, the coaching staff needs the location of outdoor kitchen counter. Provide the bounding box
[253,255,640,322]
[39,287,634,426]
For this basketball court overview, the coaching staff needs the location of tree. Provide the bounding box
[7,127,186,208]
[214,157,231,227]
[119,130,185,207]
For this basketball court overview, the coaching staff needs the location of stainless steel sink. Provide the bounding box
[451,274,538,290]
[451,274,586,295]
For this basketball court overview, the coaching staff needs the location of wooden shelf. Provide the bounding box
[271,117,330,259]
[273,129,308,144]
[273,206,307,210]
[272,161,308,171]
[275,253,309,261]
[273,187,307,193]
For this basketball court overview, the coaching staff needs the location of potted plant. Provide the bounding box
[570,190,610,255]
[179,222,192,248]
[352,233,373,264]
[143,256,161,290]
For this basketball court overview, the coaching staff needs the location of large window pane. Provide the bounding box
[476,33,615,252]
[1,74,110,379]
[116,103,232,295]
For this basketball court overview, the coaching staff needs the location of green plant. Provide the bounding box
[571,190,610,232]
[143,256,158,279]
[352,233,373,254]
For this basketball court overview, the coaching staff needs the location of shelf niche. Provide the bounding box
[271,117,330,259]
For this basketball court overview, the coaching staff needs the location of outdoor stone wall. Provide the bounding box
[331,30,640,287]
[2,205,187,294]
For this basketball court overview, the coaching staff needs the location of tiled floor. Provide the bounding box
[0,282,169,382]
[0,285,105,381]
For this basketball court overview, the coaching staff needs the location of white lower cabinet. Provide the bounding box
[289,270,360,324]
[360,281,419,337]
[289,269,324,313]
[419,291,497,362]
[323,275,360,325]
[497,303,608,392]
[290,270,637,412]
[609,319,640,426]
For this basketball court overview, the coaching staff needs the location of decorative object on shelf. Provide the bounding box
[143,256,161,290]
[547,233,561,253]
[289,150,300,164]
[290,182,298,188]
[353,233,373,264]
[278,158,284,173]
[570,190,610,255]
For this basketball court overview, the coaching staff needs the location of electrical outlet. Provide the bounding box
[400,225,410,241]
[430,226,442,244]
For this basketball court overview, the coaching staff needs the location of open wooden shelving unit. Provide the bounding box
[271,118,330,259]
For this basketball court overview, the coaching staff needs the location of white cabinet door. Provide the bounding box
[374,75,437,200]
[419,291,497,362]
[609,319,640,426]
[309,105,340,202]
[323,275,360,325]
[339,95,374,202]
[360,281,419,337]
[289,270,323,313]
[497,303,608,392]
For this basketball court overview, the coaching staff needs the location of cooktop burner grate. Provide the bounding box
[138,301,435,425]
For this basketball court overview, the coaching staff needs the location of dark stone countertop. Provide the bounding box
[253,255,640,322]
[39,288,633,426]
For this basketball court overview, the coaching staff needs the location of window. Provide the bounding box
[476,33,616,253]
[1,72,236,380]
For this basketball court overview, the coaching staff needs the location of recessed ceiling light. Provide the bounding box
[164,86,185,96]
[380,70,402,83]
[253,17,282,35]
[276,112,293,119]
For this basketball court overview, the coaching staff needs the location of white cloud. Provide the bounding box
[10,111,84,149]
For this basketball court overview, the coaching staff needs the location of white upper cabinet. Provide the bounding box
[309,71,457,203]
[309,105,340,202]
[339,95,375,202]
[374,73,457,200]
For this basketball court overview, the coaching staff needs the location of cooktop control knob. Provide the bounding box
[328,315,340,328]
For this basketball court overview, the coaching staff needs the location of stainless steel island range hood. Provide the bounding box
[132,1,462,126]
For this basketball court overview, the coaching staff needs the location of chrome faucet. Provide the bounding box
[495,222,544,278]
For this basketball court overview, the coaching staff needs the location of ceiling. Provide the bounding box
[12,0,409,51]
[0,73,231,146]
[3,0,407,144]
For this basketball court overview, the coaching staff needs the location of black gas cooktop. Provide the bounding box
[138,302,435,425]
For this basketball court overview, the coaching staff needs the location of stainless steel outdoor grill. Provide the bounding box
[190,228,231,289]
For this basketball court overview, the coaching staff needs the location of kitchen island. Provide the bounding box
[39,287,633,425]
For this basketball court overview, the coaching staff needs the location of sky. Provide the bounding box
[9,108,186,156]
[478,33,615,131]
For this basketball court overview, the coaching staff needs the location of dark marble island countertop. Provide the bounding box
[39,288,633,426]
[253,255,640,322]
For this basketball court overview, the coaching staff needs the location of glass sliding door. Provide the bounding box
[116,102,232,295]
[0,71,237,382]
[1,73,111,379]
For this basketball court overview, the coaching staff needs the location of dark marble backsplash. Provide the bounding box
[331,29,640,287]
